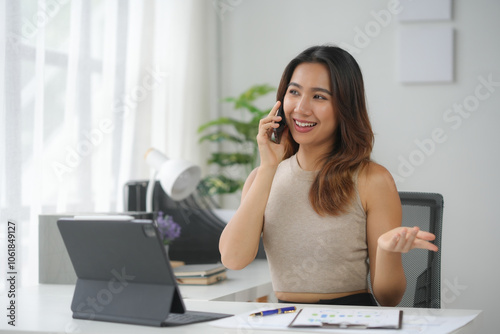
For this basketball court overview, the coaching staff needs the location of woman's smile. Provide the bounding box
[293,118,318,133]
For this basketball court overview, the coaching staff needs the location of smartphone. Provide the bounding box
[271,105,286,144]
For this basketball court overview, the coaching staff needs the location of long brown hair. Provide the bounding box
[277,45,374,216]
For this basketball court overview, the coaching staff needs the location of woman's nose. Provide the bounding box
[295,97,312,115]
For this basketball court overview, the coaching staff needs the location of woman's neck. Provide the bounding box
[296,147,328,171]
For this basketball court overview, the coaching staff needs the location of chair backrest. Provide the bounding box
[397,192,443,308]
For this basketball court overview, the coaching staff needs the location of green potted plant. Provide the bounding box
[197,84,276,197]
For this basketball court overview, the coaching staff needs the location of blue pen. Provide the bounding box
[249,306,297,317]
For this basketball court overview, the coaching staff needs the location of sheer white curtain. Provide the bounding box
[0,0,217,286]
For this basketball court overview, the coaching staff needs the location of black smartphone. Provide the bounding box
[271,105,286,144]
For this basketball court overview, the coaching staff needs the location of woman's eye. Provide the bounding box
[314,94,327,100]
[288,89,299,95]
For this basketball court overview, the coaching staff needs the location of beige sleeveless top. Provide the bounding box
[263,155,368,294]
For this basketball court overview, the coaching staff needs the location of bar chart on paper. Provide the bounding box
[289,308,402,329]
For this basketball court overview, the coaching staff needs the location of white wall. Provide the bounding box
[217,0,499,331]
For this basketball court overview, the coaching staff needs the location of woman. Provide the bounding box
[219,45,438,306]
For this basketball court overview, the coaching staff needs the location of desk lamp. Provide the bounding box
[145,148,201,212]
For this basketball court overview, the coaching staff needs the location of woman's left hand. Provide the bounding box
[378,226,438,253]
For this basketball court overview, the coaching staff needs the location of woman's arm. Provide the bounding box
[362,163,438,306]
[219,166,276,269]
[362,163,405,306]
[219,102,287,270]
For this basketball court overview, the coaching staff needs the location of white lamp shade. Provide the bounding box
[157,159,201,201]
[145,148,201,202]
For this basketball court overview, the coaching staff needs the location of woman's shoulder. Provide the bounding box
[357,161,399,207]
[358,161,395,186]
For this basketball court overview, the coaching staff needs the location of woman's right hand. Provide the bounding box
[220,101,288,270]
[257,101,288,168]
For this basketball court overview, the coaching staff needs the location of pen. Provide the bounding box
[249,306,297,317]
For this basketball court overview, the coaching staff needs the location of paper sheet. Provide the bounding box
[289,308,401,329]
[210,307,479,333]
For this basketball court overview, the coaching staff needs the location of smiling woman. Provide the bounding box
[277,46,375,216]
[282,63,338,167]
[219,45,438,307]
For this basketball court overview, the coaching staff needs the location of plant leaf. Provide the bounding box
[208,153,254,167]
[199,175,244,195]
[199,132,244,144]
[222,97,237,103]
[232,84,276,111]
[239,84,276,103]
[197,117,247,133]
[234,100,262,114]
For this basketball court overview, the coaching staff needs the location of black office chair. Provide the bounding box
[398,192,443,308]
[368,192,443,308]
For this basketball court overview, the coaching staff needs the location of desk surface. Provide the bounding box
[1,283,481,334]
[179,259,273,301]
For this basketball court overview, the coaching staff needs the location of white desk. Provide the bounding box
[179,259,273,301]
[0,284,481,334]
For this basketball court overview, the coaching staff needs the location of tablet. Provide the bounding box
[57,216,230,326]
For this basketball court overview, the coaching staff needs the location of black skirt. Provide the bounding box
[279,292,378,307]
